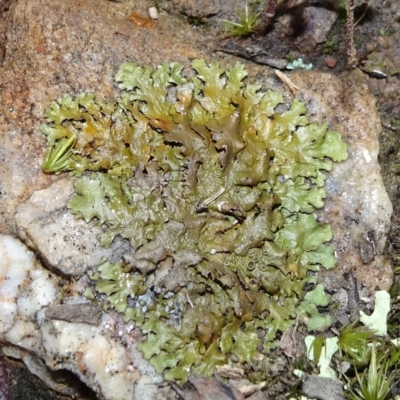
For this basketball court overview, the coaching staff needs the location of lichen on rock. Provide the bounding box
[41,60,348,382]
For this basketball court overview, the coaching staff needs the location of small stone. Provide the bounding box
[173,376,245,400]
[216,364,245,380]
[324,56,337,68]
[148,6,158,20]
[302,375,345,400]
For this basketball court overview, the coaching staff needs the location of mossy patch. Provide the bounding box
[41,60,348,382]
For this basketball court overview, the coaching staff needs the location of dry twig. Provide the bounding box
[345,0,357,66]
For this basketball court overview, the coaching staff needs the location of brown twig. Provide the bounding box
[345,0,357,66]
[275,70,299,94]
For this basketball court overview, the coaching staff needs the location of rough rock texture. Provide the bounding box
[173,376,245,400]
[0,0,394,399]
[15,178,132,276]
[289,70,393,298]
[0,0,203,234]
[279,7,337,53]
[302,375,344,400]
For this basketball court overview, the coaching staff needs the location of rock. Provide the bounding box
[279,7,337,52]
[148,6,158,20]
[2,346,88,397]
[163,0,221,19]
[0,0,394,398]
[173,376,245,400]
[288,70,393,298]
[0,353,12,400]
[302,375,345,400]
[325,56,338,68]
[15,178,132,276]
[0,234,81,396]
[247,392,266,400]
[0,234,142,400]
[45,303,103,325]
[40,317,141,400]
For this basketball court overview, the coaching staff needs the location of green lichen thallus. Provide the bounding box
[41,60,348,382]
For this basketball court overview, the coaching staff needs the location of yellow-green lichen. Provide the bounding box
[41,60,348,383]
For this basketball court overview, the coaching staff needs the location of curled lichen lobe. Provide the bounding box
[41,60,348,382]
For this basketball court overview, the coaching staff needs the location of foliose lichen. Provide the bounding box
[41,60,348,382]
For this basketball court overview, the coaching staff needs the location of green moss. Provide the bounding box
[41,60,348,383]
[323,37,337,55]
[219,3,262,38]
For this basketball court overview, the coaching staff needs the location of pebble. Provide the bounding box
[324,56,337,68]
[148,6,158,20]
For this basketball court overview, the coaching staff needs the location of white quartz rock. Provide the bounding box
[0,235,141,400]
[18,269,59,319]
[40,318,139,400]
[0,235,35,333]
[0,235,68,393]
[0,234,59,352]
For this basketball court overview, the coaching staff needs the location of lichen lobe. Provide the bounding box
[41,59,348,382]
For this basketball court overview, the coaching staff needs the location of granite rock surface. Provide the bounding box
[0,0,394,398]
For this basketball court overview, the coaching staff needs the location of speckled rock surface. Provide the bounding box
[0,0,395,399]
[0,0,204,234]
[15,178,131,276]
[288,70,393,298]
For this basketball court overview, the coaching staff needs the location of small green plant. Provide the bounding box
[308,334,327,364]
[347,345,395,400]
[296,285,400,399]
[220,3,261,37]
[285,53,296,63]
[42,135,76,173]
[323,37,337,55]
[390,117,400,131]
[338,320,376,366]
[337,0,347,20]
[379,29,388,37]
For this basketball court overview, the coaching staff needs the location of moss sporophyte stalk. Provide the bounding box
[41,60,348,382]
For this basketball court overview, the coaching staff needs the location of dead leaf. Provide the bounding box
[280,326,295,357]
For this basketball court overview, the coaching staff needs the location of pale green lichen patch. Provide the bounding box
[41,60,348,383]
